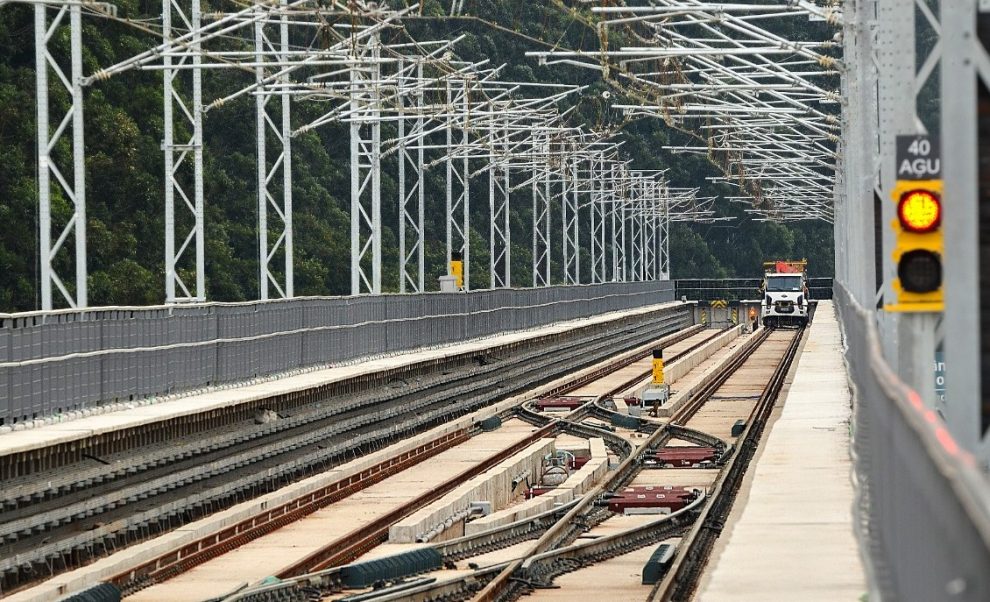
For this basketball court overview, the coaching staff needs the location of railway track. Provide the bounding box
[222,326,802,602]
[0,309,695,594]
[99,329,722,601]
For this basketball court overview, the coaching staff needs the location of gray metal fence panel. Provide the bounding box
[0,281,676,424]
[836,283,990,602]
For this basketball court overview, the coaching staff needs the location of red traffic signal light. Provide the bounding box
[897,189,941,233]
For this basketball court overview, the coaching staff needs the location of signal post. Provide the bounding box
[886,136,944,409]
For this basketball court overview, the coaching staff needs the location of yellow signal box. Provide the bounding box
[885,179,944,312]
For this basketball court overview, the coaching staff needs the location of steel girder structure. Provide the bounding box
[521,2,823,293]
[488,111,511,288]
[832,0,943,405]
[531,131,553,287]
[610,163,628,282]
[482,97,586,288]
[627,174,645,282]
[30,0,406,303]
[562,147,582,285]
[644,180,661,281]
[940,0,990,460]
[74,0,322,304]
[588,152,608,284]
[659,184,670,280]
[33,0,87,309]
[17,0,686,311]
[443,85,588,289]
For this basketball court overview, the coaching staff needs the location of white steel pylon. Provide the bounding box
[254,0,293,300]
[643,182,658,281]
[589,153,608,284]
[446,78,471,290]
[163,0,205,303]
[34,2,87,310]
[629,176,645,282]
[349,34,383,296]
[489,112,511,288]
[397,60,426,293]
[531,133,552,287]
[658,181,671,280]
[610,163,627,282]
[562,149,580,285]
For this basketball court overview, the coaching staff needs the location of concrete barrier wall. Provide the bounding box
[7,404,507,602]
[665,325,742,384]
[464,438,609,535]
[660,327,752,417]
[836,285,990,601]
[0,282,675,425]
[388,438,556,543]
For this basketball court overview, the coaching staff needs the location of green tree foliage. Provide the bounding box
[0,1,834,311]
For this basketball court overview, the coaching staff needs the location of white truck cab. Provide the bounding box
[760,263,809,328]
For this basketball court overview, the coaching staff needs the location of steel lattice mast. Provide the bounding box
[15,0,713,308]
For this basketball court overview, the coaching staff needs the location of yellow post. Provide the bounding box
[651,349,665,385]
[450,250,464,290]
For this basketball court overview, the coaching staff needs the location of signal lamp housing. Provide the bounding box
[897,249,942,293]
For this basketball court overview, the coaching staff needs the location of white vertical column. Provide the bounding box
[398,61,426,293]
[444,78,471,290]
[489,111,511,288]
[163,0,205,303]
[532,133,551,287]
[349,35,382,295]
[255,18,268,299]
[941,0,989,460]
[34,3,87,309]
[255,1,294,299]
[281,0,293,297]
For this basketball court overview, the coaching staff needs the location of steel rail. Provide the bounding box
[474,327,774,602]
[207,329,749,602]
[2,311,691,594]
[651,327,805,601]
[269,331,719,578]
[275,423,559,578]
[534,326,729,424]
[219,327,792,602]
[88,315,694,595]
[112,430,471,593]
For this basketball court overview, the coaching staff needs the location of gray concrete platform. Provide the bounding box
[0,302,681,457]
[698,301,867,601]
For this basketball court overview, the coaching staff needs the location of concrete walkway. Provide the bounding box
[699,301,867,601]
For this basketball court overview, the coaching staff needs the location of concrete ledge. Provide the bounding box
[659,327,754,418]
[665,325,742,385]
[698,301,866,601]
[10,310,692,602]
[388,438,555,543]
[0,302,686,457]
[464,438,608,536]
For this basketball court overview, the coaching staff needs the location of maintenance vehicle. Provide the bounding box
[760,260,809,328]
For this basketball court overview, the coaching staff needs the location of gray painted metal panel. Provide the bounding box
[836,283,990,601]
